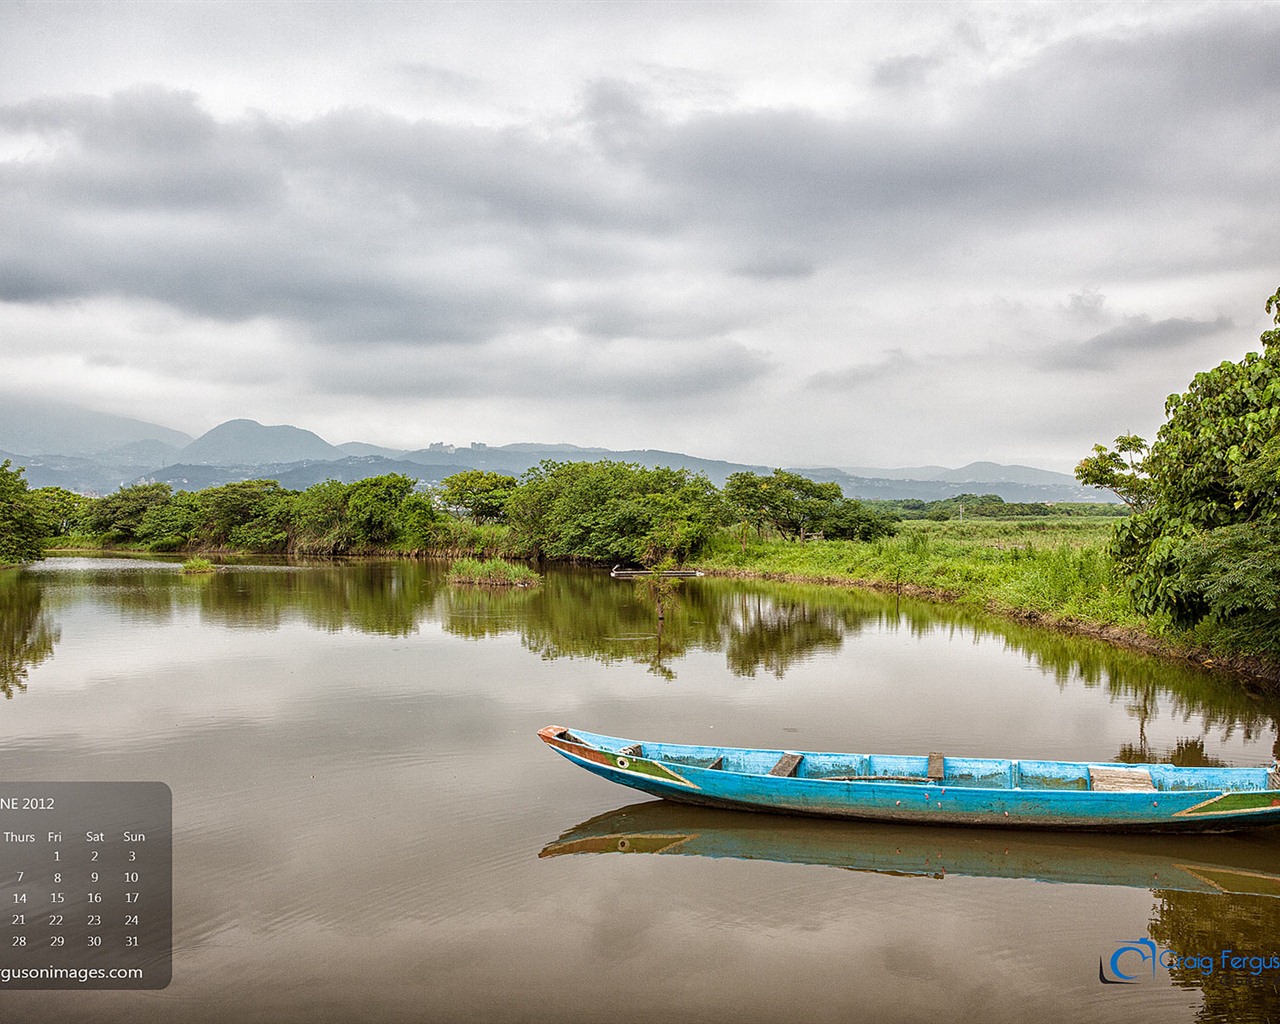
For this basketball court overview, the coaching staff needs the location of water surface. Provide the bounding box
[2,556,1278,1022]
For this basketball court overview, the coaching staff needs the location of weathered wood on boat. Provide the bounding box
[1089,766,1156,792]
[769,753,803,777]
[538,725,1280,832]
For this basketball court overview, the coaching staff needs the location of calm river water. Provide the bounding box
[2,555,1279,1023]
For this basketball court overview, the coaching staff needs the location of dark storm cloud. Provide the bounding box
[1042,314,1236,371]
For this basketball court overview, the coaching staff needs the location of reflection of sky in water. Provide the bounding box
[1,558,1276,1023]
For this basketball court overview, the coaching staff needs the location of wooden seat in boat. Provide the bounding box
[769,753,803,777]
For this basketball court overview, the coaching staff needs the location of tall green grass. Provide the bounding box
[697,518,1141,627]
[446,558,541,586]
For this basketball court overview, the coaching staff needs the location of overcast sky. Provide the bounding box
[1,1,1277,472]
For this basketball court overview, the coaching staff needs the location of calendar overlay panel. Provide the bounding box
[1,782,172,990]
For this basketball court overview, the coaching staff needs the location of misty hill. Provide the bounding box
[180,419,343,465]
[840,465,952,481]
[936,462,1080,486]
[143,451,766,491]
[337,441,410,459]
[841,462,1075,487]
[0,393,191,456]
[0,448,152,493]
[99,439,186,467]
[393,444,767,484]
[0,398,1115,502]
[798,468,1106,504]
[145,457,468,491]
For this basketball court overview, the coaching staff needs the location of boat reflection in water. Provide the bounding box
[540,800,1280,898]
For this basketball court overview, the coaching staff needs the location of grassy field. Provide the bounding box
[696,517,1145,628]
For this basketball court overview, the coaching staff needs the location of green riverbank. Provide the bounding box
[39,517,1279,689]
[699,518,1132,620]
[694,519,1279,690]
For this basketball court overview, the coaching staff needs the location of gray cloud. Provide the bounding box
[0,87,280,211]
[394,63,488,99]
[1043,315,1236,371]
[5,11,1279,334]
[624,12,1280,278]
[807,350,916,391]
[307,337,772,403]
[0,4,1277,467]
[871,54,943,91]
[731,255,815,280]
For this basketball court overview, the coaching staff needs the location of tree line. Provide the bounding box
[0,461,899,567]
[874,494,1127,520]
[1077,287,1280,658]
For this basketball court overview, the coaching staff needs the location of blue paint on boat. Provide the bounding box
[538,726,1280,832]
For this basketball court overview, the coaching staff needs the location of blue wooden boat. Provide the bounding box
[538,726,1280,832]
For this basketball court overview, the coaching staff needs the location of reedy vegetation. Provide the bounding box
[698,519,1138,627]
[446,558,541,587]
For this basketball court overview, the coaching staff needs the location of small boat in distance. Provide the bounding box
[538,726,1280,832]
[609,565,705,578]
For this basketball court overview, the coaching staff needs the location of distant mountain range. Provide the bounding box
[0,398,1114,503]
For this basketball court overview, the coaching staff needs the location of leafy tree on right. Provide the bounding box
[1077,288,1280,657]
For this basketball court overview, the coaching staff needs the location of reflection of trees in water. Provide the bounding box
[31,560,1280,744]
[0,572,59,699]
[441,575,870,680]
[437,574,859,680]
[439,583,540,640]
[720,592,843,678]
[489,573,691,667]
[1115,736,1227,768]
[1149,889,1280,1022]
[194,562,435,637]
[56,561,438,638]
[863,590,1280,754]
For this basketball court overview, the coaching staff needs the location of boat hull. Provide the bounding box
[538,726,1280,833]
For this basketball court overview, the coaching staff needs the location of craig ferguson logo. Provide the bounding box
[1100,938,1280,984]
